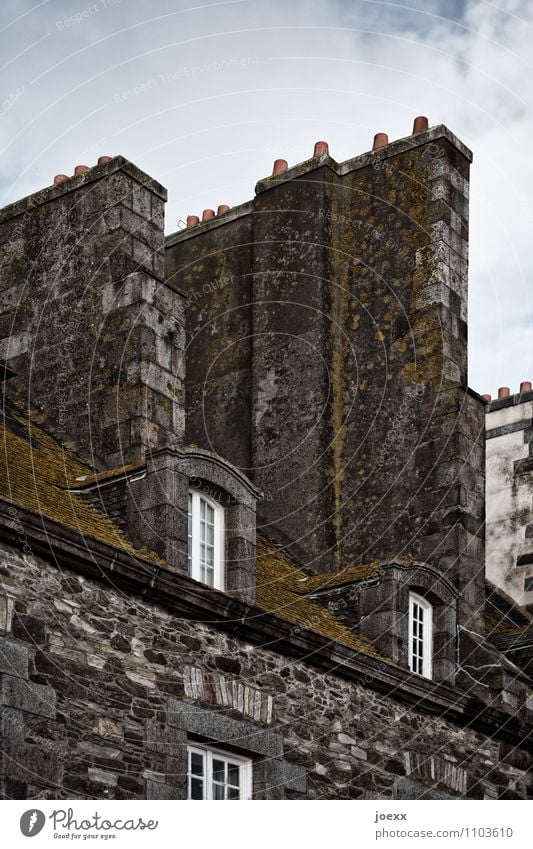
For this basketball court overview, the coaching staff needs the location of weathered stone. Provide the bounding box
[0,132,530,804]
[1,676,56,719]
[266,759,307,795]
[0,159,183,467]
[145,779,182,800]
[168,699,283,758]
[110,634,131,653]
[88,768,118,786]
[0,640,28,679]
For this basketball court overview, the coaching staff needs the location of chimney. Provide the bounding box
[0,157,185,469]
[166,121,483,624]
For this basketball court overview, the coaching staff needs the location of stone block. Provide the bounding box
[266,758,307,795]
[167,699,283,757]
[145,779,182,800]
[0,641,28,679]
[1,676,56,718]
[88,768,117,786]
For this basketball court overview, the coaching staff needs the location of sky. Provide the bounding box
[1,0,532,396]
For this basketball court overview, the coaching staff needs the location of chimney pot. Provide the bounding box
[186,215,200,228]
[520,381,532,393]
[74,165,90,175]
[313,141,329,157]
[272,159,288,175]
[217,204,230,215]
[202,209,215,221]
[481,394,492,402]
[97,155,112,165]
[53,174,70,186]
[412,116,429,134]
[498,386,510,399]
[372,133,389,150]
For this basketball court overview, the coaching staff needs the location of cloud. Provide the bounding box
[1,0,532,392]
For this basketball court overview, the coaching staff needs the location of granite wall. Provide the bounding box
[0,541,529,801]
[165,126,485,633]
[0,158,185,469]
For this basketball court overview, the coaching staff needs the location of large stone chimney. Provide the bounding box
[166,119,485,624]
[0,157,185,469]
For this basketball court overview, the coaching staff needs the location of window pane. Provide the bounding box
[228,763,240,786]
[190,751,204,776]
[187,745,249,801]
[189,491,224,590]
[190,778,204,800]
[212,759,225,782]
[188,493,193,574]
[212,782,225,800]
[199,495,216,587]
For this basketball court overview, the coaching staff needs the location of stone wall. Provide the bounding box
[0,541,529,801]
[165,207,254,472]
[165,126,485,632]
[0,158,185,469]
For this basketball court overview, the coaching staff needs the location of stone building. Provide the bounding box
[0,117,531,800]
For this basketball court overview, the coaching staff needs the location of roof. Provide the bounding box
[296,561,381,593]
[0,400,382,660]
[484,581,532,637]
[68,463,145,487]
[0,400,161,564]
[255,535,383,659]
[9,400,531,669]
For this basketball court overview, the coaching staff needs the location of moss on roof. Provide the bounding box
[0,403,386,659]
[296,561,382,593]
[0,402,161,564]
[255,535,384,659]
[67,462,145,488]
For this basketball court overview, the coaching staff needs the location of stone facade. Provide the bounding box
[0,159,185,468]
[0,541,530,801]
[166,125,485,632]
[0,119,532,801]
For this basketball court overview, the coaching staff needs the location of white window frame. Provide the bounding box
[188,489,225,590]
[408,591,433,679]
[187,743,252,800]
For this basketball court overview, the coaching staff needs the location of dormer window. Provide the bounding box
[408,592,433,679]
[188,490,224,589]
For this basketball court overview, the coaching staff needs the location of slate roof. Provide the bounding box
[255,535,383,658]
[0,399,381,659]
[484,581,532,637]
[0,400,160,563]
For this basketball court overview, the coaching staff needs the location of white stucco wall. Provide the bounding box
[486,400,533,607]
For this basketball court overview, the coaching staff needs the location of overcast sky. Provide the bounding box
[1,0,532,396]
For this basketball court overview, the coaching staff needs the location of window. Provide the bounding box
[408,592,433,679]
[187,744,252,800]
[187,490,224,589]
